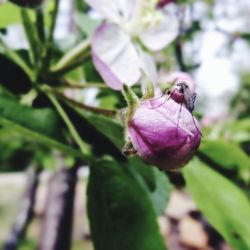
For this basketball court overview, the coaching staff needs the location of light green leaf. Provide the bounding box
[183,158,250,250]
[199,139,250,183]
[87,158,167,250]
[0,3,22,27]
[0,3,35,27]
[227,118,250,142]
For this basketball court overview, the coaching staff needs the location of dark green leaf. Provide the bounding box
[87,158,167,250]
[0,53,32,94]
[183,158,250,250]
[149,169,172,215]
[0,97,81,157]
[67,104,124,149]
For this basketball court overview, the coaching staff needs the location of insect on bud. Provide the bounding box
[165,71,196,106]
[125,96,201,171]
[8,0,44,8]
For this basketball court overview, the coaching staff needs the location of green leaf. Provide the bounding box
[0,3,22,27]
[68,104,124,149]
[0,3,35,27]
[87,158,167,250]
[227,118,250,142]
[128,157,172,215]
[183,158,250,250]
[199,139,250,183]
[0,53,32,94]
[0,47,33,80]
[149,168,172,215]
[0,97,81,157]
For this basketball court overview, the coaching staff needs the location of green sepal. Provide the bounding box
[121,85,139,123]
[140,69,155,100]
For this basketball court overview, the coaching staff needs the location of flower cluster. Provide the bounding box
[86,0,178,90]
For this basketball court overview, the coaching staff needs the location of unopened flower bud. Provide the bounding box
[126,96,201,171]
[165,71,196,105]
[8,0,44,8]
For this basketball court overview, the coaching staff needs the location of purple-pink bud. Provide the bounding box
[165,71,196,105]
[127,97,201,171]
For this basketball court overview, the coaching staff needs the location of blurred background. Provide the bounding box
[0,0,250,250]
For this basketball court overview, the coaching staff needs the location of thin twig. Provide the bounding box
[53,90,117,117]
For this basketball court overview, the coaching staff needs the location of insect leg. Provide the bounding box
[149,88,179,109]
[176,94,185,135]
[191,115,203,137]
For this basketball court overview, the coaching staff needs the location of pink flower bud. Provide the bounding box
[127,97,201,171]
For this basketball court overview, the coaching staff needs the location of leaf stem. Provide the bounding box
[20,9,40,67]
[46,91,91,158]
[36,8,46,43]
[49,52,91,77]
[50,39,91,73]
[52,90,117,117]
[57,79,108,89]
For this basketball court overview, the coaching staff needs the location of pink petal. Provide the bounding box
[139,11,178,51]
[91,23,142,89]
[92,51,123,90]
